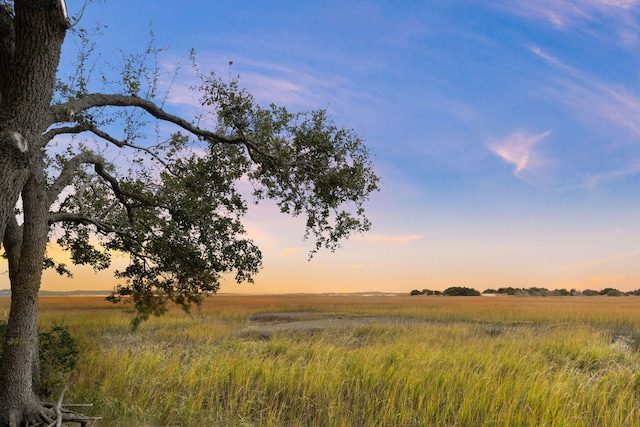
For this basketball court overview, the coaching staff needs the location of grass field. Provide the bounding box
[3,294,640,426]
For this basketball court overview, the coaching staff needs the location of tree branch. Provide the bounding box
[47,212,114,234]
[43,122,179,174]
[51,93,228,141]
[49,93,276,162]
[42,122,126,147]
[92,160,156,212]
[46,152,103,208]
[47,150,157,216]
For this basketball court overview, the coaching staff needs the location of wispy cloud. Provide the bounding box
[562,250,640,269]
[531,44,640,136]
[586,161,640,188]
[529,46,579,76]
[493,0,640,45]
[528,45,640,186]
[487,131,551,175]
[588,275,624,285]
[494,0,640,27]
[354,234,423,244]
[161,51,352,114]
[280,247,304,256]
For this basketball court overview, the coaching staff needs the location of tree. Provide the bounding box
[443,286,481,296]
[0,1,380,424]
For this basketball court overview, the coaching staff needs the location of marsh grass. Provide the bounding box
[3,295,640,426]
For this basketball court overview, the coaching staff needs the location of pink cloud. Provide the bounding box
[487,130,551,175]
[355,234,423,244]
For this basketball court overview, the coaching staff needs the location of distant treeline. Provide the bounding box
[0,289,110,297]
[410,286,640,297]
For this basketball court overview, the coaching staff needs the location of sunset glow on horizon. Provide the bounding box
[2,0,640,294]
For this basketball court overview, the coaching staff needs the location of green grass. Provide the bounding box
[3,295,640,426]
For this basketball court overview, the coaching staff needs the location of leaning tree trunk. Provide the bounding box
[0,1,68,424]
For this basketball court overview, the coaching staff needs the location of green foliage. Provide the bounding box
[410,289,440,296]
[197,69,380,254]
[601,288,623,296]
[38,324,80,397]
[0,321,79,398]
[46,46,379,327]
[443,286,481,296]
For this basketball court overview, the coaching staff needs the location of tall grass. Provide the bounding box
[3,295,640,426]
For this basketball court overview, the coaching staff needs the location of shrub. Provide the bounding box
[600,288,622,297]
[0,322,79,398]
[443,287,481,296]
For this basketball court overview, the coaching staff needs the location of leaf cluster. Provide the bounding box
[199,71,380,254]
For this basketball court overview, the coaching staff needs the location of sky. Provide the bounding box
[4,0,640,294]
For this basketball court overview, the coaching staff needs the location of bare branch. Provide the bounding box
[49,93,276,162]
[47,212,114,233]
[92,160,156,209]
[42,122,125,147]
[51,93,226,140]
[46,152,103,208]
[43,122,178,174]
[42,124,91,142]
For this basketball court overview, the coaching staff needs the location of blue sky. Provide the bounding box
[28,0,640,293]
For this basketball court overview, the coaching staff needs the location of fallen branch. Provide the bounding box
[47,385,67,427]
[40,385,101,427]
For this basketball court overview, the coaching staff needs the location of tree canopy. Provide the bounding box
[41,29,380,325]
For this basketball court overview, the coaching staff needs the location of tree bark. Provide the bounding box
[0,0,67,243]
[0,0,68,424]
[0,171,49,422]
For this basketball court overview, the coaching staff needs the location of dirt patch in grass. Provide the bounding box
[249,311,318,323]
[242,312,415,340]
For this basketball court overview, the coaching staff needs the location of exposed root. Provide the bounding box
[42,390,100,426]
[4,386,100,427]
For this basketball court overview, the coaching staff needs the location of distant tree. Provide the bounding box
[582,289,600,296]
[552,288,571,296]
[410,289,439,296]
[483,288,498,294]
[600,288,623,297]
[0,1,380,424]
[527,287,551,296]
[497,287,519,295]
[443,286,481,296]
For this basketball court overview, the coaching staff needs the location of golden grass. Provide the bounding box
[3,295,640,426]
